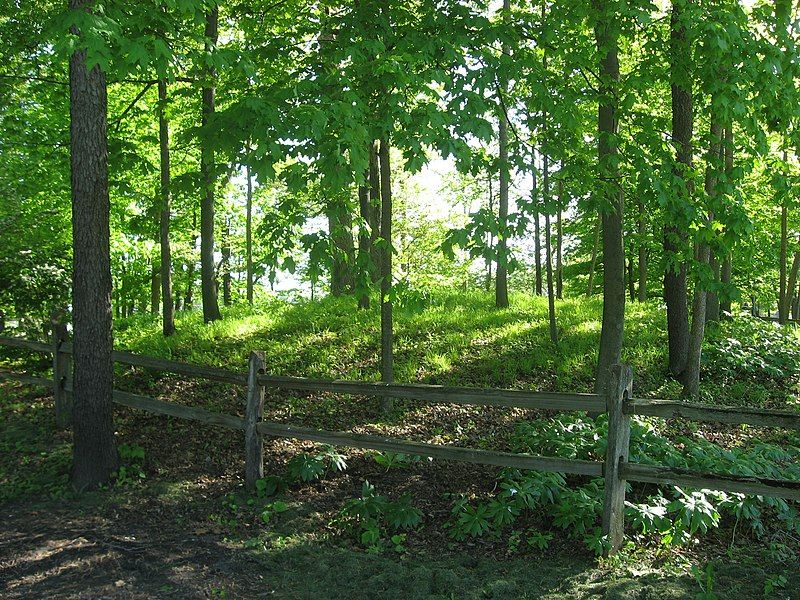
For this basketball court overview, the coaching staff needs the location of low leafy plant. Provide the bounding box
[371,451,418,471]
[334,481,423,552]
[114,443,146,486]
[286,445,348,483]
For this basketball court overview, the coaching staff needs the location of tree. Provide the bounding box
[664,0,692,378]
[495,0,511,309]
[158,79,175,336]
[68,0,118,491]
[200,5,222,322]
[594,1,626,393]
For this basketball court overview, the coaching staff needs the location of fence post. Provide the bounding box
[245,351,266,492]
[51,317,71,428]
[601,363,633,555]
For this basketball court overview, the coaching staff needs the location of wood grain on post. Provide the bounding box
[245,351,266,491]
[601,363,633,555]
[51,320,71,428]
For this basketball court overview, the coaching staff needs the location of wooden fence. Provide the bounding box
[1,332,799,555]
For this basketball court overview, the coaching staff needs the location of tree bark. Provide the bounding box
[556,178,563,299]
[532,166,542,295]
[379,137,393,410]
[543,148,558,346]
[246,162,254,305]
[594,4,626,393]
[627,255,635,301]
[637,198,647,301]
[150,263,160,314]
[158,80,175,335]
[69,0,118,491]
[221,218,232,306]
[200,6,222,322]
[779,151,790,323]
[495,0,511,309]
[358,167,372,309]
[705,253,720,323]
[328,201,355,296]
[368,142,381,283]
[587,214,600,295]
[719,126,733,318]
[486,174,494,291]
[665,0,692,377]
[682,116,721,398]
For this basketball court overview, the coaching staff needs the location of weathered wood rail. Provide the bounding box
[2,332,800,555]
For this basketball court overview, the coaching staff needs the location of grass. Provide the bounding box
[1,290,799,598]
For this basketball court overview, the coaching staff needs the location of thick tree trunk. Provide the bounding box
[379,137,393,410]
[328,202,355,296]
[495,0,510,308]
[158,80,175,335]
[69,0,118,491]
[682,117,722,398]
[200,7,222,323]
[246,163,254,305]
[594,5,626,394]
[665,0,692,377]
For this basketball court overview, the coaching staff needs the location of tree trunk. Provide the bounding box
[705,253,720,323]
[358,165,372,309]
[627,255,635,301]
[246,162,254,305]
[779,150,790,323]
[221,218,232,306]
[150,263,160,314]
[368,142,381,284]
[556,178,563,299]
[200,7,222,323]
[665,0,692,377]
[587,214,600,295]
[543,149,558,346]
[328,201,355,296]
[719,126,733,318]
[379,137,393,410]
[637,198,647,301]
[682,116,722,398]
[495,0,510,309]
[486,174,493,291]
[69,0,118,491]
[784,248,800,323]
[532,166,542,296]
[594,4,626,393]
[158,80,175,335]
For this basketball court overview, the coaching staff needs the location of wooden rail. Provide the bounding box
[626,398,800,429]
[2,334,800,557]
[622,463,800,501]
[258,374,604,412]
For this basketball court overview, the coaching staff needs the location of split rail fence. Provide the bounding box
[1,331,799,554]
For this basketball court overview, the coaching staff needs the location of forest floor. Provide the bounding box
[1,292,799,599]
